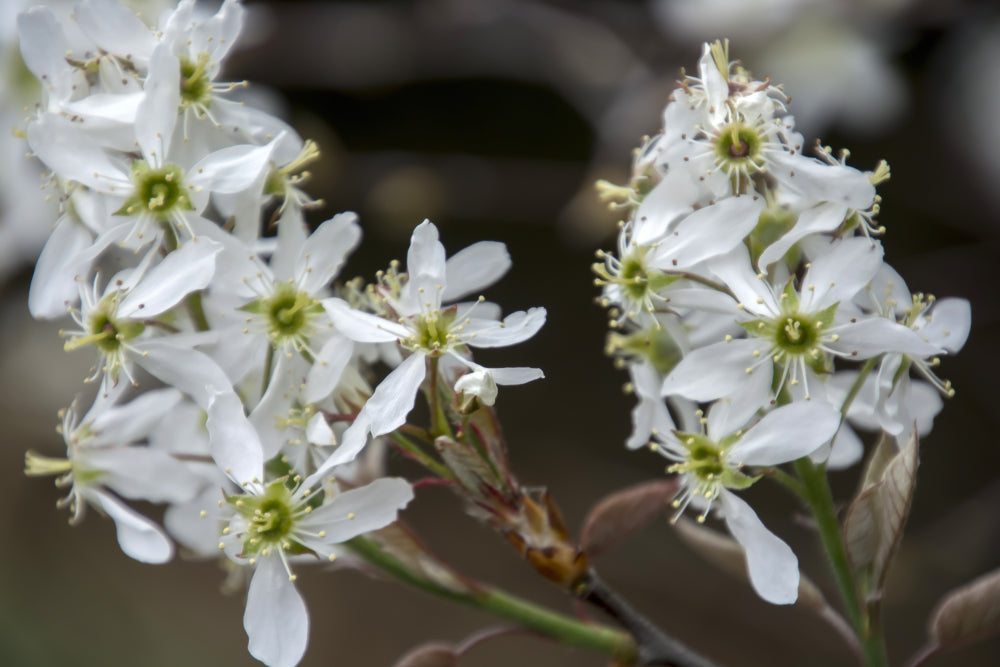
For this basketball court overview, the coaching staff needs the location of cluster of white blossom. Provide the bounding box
[597,41,971,605]
[18,2,545,666]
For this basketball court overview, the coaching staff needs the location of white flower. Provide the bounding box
[317,220,545,474]
[213,475,413,667]
[661,239,941,410]
[24,388,203,563]
[850,264,971,439]
[208,211,361,392]
[651,400,840,603]
[61,238,224,391]
[26,42,276,244]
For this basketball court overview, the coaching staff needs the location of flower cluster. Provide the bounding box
[19,1,545,666]
[597,40,971,604]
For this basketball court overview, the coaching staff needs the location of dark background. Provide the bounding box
[2,1,1000,665]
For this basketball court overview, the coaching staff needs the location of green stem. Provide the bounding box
[839,357,879,420]
[794,458,888,667]
[427,356,454,439]
[765,466,809,501]
[865,599,888,667]
[388,431,454,480]
[344,536,637,662]
[793,459,864,631]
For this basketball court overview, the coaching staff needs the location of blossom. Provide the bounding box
[651,400,840,603]
[24,388,203,563]
[318,220,545,473]
[207,388,413,667]
[661,238,941,411]
[60,238,225,391]
[26,43,276,245]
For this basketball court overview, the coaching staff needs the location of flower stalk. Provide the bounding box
[344,536,638,661]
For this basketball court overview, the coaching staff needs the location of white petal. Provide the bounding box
[75,0,156,65]
[757,202,847,272]
[28,215,93,319]
[249,355,301,460]
[489,366,545,385]
[661,338,768,402]
[323,298,408,342]
[90,388,182,444]
[720,492,799,605]
[705,378,767,441]
[189,142,277,194]
[245,556,309,667]
[461,307,546,348]
[207,391,265,487]
[299,477,413,544]
[632,169,698,245]
[908,380,944,437]
[17,8,78,102]
[305,413,336,446]
[821,424,864,470]
[454,369,498,405]
[302,414,371,488]
[768,152,875,210]
[136,44,180,165]
[707,246,779,316]
[800,237,883,312]
[650,195,764,269]
[727,402,840,466]
[63,92,143,125]
[118,238,221,318]
[27,114,130,191]
[84,488,174,564]
[295,212,361,294]
[210,98,298,146]
[269,206,310,281]
[404,220,447,301]
[860,263,911,315]
[366,353,426,437]
[657,285,740,314]
[134,339,235,407]
[303,335,354,404]
[191,0,245,64]
[86,446,203,503]
[627,362,675,450]
[442,241,511,301]
[918,298,971,354]
[830,317,943,359]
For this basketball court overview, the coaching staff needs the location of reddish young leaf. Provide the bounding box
[580,479,678,560]
[393,642,459,667]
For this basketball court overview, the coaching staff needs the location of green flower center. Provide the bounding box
[230,482,298,556]
[408,308,458,354]
[117,161,194,220]
[179,53,213,110]
[774,314,821,354]
[243,282,324,350]
[667,433,756,493]
[64,298,145,355]
[713,121,764,174]
[593,245,677,313]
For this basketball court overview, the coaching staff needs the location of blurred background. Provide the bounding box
[2,0,1000,665]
